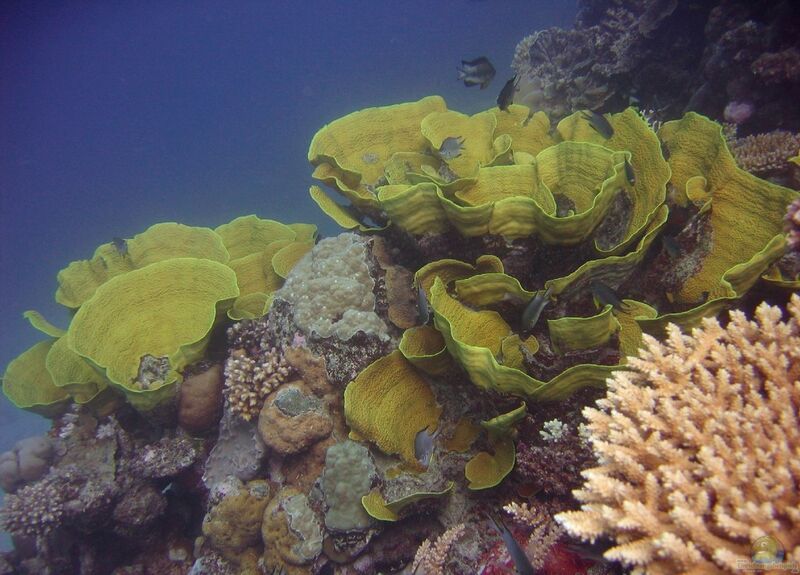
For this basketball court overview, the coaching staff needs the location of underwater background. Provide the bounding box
[0,0,574,458]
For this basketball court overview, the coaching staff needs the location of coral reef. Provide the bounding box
[512,0,800,134]
[3,47,800,572]
[0,416,202,573]
[278,233,390,342]
[730,130,800,177]
[257,381,333,455]
[556,296,800,574]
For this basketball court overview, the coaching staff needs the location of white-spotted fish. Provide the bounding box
[457,57,496,89]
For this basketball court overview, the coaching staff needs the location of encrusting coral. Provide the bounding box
[556,295,800,574]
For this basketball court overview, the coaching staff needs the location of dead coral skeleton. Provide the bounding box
[556,295,800,574]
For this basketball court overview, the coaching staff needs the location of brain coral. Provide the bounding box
[556,295,800,574]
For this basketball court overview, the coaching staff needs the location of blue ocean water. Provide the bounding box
[0,0,575,546]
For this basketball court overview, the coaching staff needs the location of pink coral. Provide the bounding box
[723,100,753,124]
[786,198,800,251]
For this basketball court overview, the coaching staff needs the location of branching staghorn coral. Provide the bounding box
[504,502,564,571]
[556,295,800,574]
[411,524,466,575]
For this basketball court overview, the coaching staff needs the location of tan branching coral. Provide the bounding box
[224,346,291,421]
[556,296,800,574]
[504,502,563,571]
[411,524,466,575]
[730,130,800,175]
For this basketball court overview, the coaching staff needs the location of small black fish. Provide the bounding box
[417,286,431,325]
[624,157,636,185]
[488,512,535,575]
[582,110,614,139]
[112,237,129,257]
[414,426,440,467]
[589,279,628,311]
[497,75,518,112]
[457,57,496,89]
[521,287,552,332]
[661,235,680,259]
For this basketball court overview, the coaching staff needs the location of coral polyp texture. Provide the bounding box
[556,295,800,574]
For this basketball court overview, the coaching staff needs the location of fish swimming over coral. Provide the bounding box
[520,286,552,332]
[624,157,636,185]
[457,56,496,89]
[589,279,628,311]
[582,110,614,139]
[661,235,680,258]
[438,136,465,160]
[497,75,518,111]
[414,425,440,468]
[417,285,431,324]
[488,511,535,575]
[112,237,129,257]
